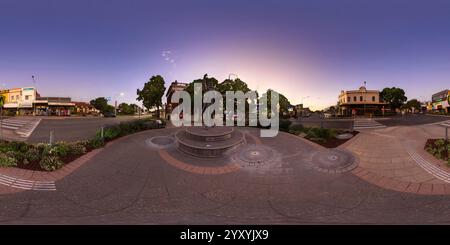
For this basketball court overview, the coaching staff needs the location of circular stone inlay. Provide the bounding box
[232,145,277,168]
[146,136,175,149]
[311,149,357,173]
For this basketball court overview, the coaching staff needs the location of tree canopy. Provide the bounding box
[137,75,166,117]
[402,99,421,110]
[118,103,136,115]
[260,89,291,117]
[380,87,407,110]
[89,97,113,114]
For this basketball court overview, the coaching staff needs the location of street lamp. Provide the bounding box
[113,92,125,116]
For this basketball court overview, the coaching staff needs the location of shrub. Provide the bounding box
[52,143,70,157]
[68,142,87,155]
[288,124,304,134]
[424,139,449,162]
[0,152,17,167]
[6,151,25,162]
[25,147,41,162]
[279,120,292,132]
[87,137,105,149]
[39,155,64,171]
[305,128,337,140]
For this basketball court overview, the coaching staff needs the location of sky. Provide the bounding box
[1,0,450,110]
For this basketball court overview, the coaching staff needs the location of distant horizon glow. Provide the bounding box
[1,0,450,110]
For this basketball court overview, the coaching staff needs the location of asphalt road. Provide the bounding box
[27,116,146,143]
[376,114,450,126]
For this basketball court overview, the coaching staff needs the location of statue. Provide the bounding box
[201,74,215,128]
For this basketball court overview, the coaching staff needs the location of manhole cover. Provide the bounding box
[311,149,357,173]
[146,136,175,149]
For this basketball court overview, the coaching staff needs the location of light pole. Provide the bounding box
[112,92,125,116]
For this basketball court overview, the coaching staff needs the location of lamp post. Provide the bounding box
[113,92,125,116]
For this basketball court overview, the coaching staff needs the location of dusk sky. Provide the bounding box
[1,0,450,110]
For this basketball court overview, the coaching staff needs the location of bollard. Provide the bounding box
[446,127,448,141]
[49,131,53,145]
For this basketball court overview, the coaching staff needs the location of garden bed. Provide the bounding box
[424,139,450,166]
[282,120,358,148]
[0,118,165,171]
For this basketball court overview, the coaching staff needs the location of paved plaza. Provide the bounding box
[1,118,450,224]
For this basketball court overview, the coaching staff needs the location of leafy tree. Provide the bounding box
[403,99,421,110]
[380,87,407,110]
[118,103,136,115]
[137,75,166,118]
[216,78,251,94]
[260,89,291,117]
[185,74,219,98]
[89,97,110,114]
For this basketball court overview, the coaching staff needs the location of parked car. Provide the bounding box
[103,112,116,117]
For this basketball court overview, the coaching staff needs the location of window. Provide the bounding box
[347,96,351,102]
[353,96,357,102]
[11,96,14,101]
[25,95,29,100]
[360,96,363,102]
[372,96,375,102]
[16,95,19,100]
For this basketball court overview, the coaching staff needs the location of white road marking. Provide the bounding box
[406,148,450,183]
[0,173,56,191]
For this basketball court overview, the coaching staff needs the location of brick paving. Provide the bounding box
[1,126,450,223]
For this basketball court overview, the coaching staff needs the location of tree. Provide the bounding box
[216,78,251,94]
[137,75,166,118]
[403,99,421,111]
[89,97,110,114]
[380,87,407,110]
[260,89,291,117]
[185,74,219,98]
[118,103,136,115]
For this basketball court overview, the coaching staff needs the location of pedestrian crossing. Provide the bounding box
[440,120,450,127]
[0,117,41,139]
[353,118,386,130]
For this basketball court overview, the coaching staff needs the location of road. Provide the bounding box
[27,116,146,143]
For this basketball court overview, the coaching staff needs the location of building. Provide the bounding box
[165,80,188,120]
[34,97,75,116]
[431,89,450,113]
[2,87,37,115]
[292,104,311,117]
[0,86,75,116]
[73,101,99,115]
[338,86,387,116]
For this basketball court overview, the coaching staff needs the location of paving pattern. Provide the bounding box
[1,126,450,224]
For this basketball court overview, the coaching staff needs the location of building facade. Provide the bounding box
[0,87,74,116]
[165,80,188,120]
[338,86,387,116]
[431,89,450,113]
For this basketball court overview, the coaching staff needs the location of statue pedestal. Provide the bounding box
[175,126,245,158]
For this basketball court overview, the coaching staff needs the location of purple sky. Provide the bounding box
[1,0,450,110]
